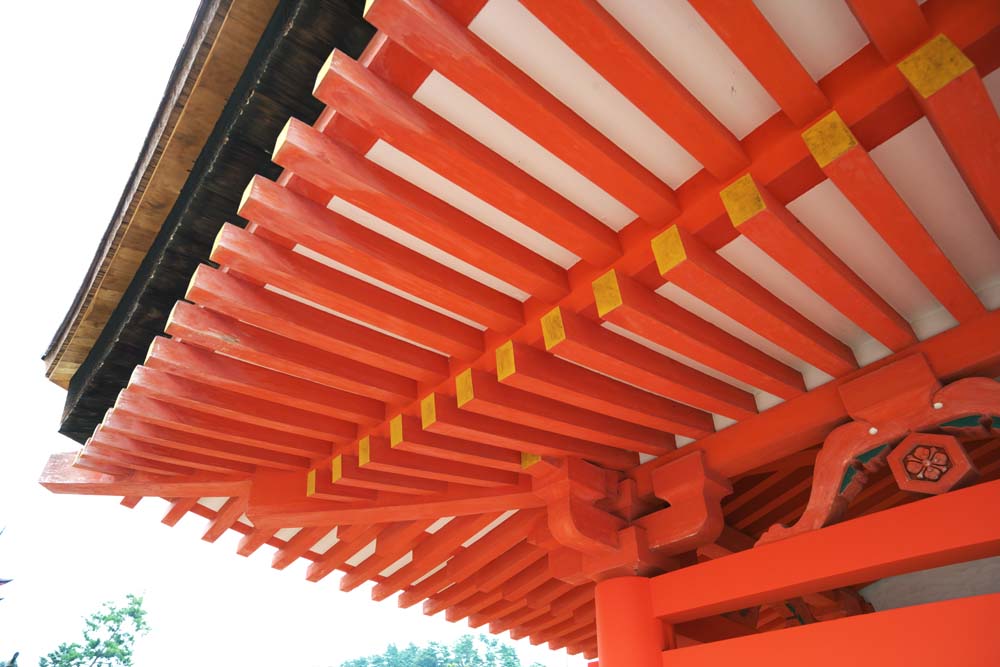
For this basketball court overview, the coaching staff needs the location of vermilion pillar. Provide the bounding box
[595,576,662,667]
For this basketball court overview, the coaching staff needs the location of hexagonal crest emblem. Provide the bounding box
[887,433,978,495]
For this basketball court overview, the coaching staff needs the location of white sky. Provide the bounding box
[0,3,581,665]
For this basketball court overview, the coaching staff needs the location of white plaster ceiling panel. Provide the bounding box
[470,0,703,188]
[263,283,449,355]
[655,281,833,391]
[273,527,302,541]
[785,180,945,325]
[379,551,414,577]
[326,194,531,301]
[345,538,378,566]
[599,0,780,139]
[414,71,638,230]
[600,320,783,414]
[461,509,517,548]
[197,496,229,512]
[870,117,1000,303]
[311,527,340,555]
[365,139,579,268]
[754,0,869,81]
[292,243,487,330]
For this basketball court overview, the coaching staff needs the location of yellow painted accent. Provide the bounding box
[306,469,317,497]
[331,455,343,483]
[521,452,542,469]
[183,266,201,301]
[74,447,85,465]
[592,270,623,318]
[720,174,766,227]
[390,415,403,447]
[363,0,377,18]
[209,223,228,262]
[239,177,257,215]
[358,436,370,466]
[898,34,974,99]
[273,120,293,160]
[496,340,516,381]
[313,51,335,96]
[802,111,858,168]
[651,225,687,276]
[456,368,474,407]
[541,308,566,350]
[421,394,437,428]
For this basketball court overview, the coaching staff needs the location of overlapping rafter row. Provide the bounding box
[43,0,1000,660]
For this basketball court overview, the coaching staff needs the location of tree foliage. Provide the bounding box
[339,634,545,667]
[39,595,149,667]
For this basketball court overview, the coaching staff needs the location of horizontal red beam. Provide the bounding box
[651,478,1000,622]
[664,593,1000,666]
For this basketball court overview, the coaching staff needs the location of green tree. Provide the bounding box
[339,634,543,667]
[39,595,149,667]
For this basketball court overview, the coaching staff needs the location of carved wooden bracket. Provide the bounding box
[758,355,997,546]
[634,450,732,554]
[538,451,730,582]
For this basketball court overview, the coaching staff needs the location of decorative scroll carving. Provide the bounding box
[757,369,1000,546]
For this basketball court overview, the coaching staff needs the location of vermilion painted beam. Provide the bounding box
[801,111,983,322]
[240,173,523,332]
[496,340,713,435]
[91,428,256,477]
[185,266,447,383]
[332,454,446,496]
[128,366,359,444]
[340,519,434,592]
[664,593,1000,666]
[474,542,544,594]
[366,0,680,217]
[469,598,527,629]
[372,512,504,600]
[120,496,142,509]
[145,337,385,425]
[161,498,199,527]
[687,0,828,126]
[632,307,1000,491]
[399,511,543,607]
[101,410,306,471]
[540,306,758,419]
[40,453,251,497]
[167,300,413,404]
[421,392,639,470]
[591,271,805,399]
[250,479,543,528]
[306,524,385,582]
[314,50,621,265]
[456,369,675,455]
[114,390,330,460]
[491,600,551,635]
[898,34,1000,238]
[307,462,378,502]
[722,174,916,351]
[520,0,746,180]
[272,526,334,570]
[201,496,247,543]
[82,442,192,478]
[237,527,278,557]
[361,435,519,487]
[273,117,569,302]
[845,0,930,62]
[651,479,1000,622]
[651,225,857,376]
[210,223,484,359]
[389,415,523,473]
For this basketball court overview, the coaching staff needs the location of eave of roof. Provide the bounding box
[51,0,375,443]
[43,0,281,388]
